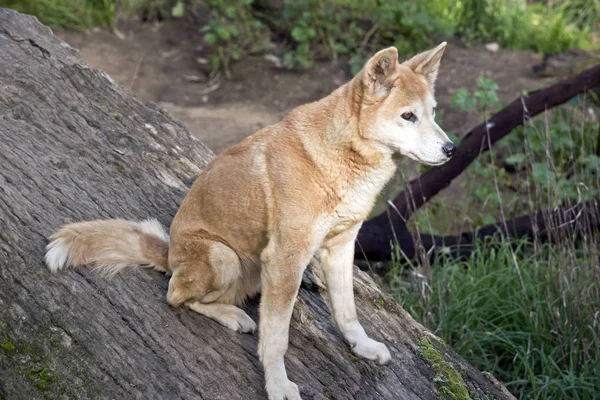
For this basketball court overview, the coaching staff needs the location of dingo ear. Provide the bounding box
[362,47,399,99]
[404,42,447,88]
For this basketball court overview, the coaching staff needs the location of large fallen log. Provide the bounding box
[357,63,600,262]
[0,9,514,400]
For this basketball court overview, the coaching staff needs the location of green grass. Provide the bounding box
[392,239,600,399]
[386,78,600,399]
[0,0,117,30]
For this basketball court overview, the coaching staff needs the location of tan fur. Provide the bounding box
[46,43,452,400]
[45,219,169,276]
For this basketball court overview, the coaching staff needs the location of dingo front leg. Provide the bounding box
[258,237,309,400]
[317,224,391,364]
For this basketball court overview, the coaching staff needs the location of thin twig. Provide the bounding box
[129,53,146,91]
[357,22,380,56]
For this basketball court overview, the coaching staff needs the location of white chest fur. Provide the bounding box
[332,159,397,227]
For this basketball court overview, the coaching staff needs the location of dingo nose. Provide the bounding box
[442,142,456,157]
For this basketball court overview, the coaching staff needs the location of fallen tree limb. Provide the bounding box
[417,199,600,265]
[0,9,514,399]
[357,63,600,261]
[419,199,600,258]
[357,199,600,263]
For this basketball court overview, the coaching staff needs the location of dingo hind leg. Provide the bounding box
[167,238,256,333]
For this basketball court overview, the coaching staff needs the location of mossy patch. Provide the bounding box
[26,366,58,391]
[428,333,448,350]
[348,352,359,363]
[419,338,471,400]
[0,339,16,354]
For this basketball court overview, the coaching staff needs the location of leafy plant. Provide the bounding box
[446,77,600,229]
[451,76,499,118]
[423,0,593,54]
[278,0,452,70]
[200,0,266,76]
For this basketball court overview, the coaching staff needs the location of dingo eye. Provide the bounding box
[401,112,415,121]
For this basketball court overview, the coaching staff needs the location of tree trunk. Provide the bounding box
[0,10,515,400]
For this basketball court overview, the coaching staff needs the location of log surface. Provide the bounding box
[0,10,514,400]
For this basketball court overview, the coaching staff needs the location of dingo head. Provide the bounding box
[358,42,454,165]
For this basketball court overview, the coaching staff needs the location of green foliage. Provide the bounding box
[0,0,117,30]
[4,0,595,74]
[556,0,600,30]
[446,77,600,227]
[200,0,267,76]
[394,239,600,400]
[451,77,499,117]
[392,76,600,399]
[278,0,452,70]
[423,0,593,54]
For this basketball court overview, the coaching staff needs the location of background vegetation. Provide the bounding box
[1,0,599,399]
[2,0,598,72]
[391,80,600,399]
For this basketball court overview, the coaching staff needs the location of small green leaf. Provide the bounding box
[476,76,499,91]
[283,52,296,68]
[567,96,580,107]
[582,155,600,170]
[451,88,476,111]
[532,162,555,188]
[204,33,218,45]
[291,27,308,42]
[224,6,236,19]
[334,43,348,54]
[231,46,243,60]
[296,43,310,57]
[210,54,220,69]
[171,1,184,18]
[505,153,526,165]
[216,26,231,40]
[483,215,496,225]
[228,25,240,37]
[475,90,499,108]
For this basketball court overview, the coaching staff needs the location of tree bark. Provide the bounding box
[357,64,600,262]
[0,10,514,400]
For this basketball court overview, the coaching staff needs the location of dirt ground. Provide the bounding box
[57,20,595,232]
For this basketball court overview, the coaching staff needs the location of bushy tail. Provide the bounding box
[45,218,170,276]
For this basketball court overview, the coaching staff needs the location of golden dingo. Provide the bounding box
[46,43,453,400]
